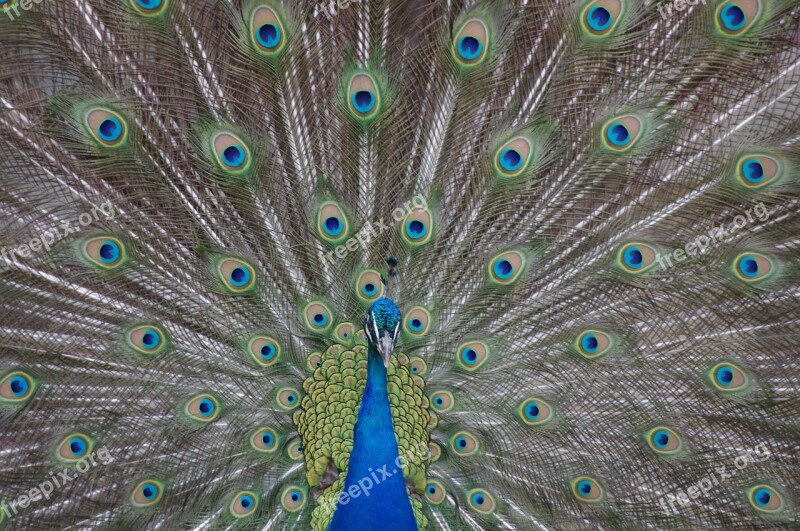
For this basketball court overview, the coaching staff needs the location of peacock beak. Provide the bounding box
[377,333,394,368]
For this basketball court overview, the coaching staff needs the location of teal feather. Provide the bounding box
[0,1,799,529]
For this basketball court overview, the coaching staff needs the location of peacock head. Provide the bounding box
[365,298,401,368]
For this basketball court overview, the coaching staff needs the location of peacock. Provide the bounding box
[1,0,799,529]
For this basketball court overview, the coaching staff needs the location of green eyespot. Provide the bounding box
[401,207,433,246]
[129,0,169,17]
[306,352,323,371]
[403,306,431,337]
[216,257,257,294]
[185,393,221,423]
[249,3,287,56]
[456,341,490,371]
[425,480,446,504]
[317,201,350,245]
[355,269,385,304]
[574,329,613,360]
[0,371,37,404]
[601,114,643,153]
[467,488,496,514]
[580,0,625,39]
[281,486,306,512]
[249,426,279,453]
[747,484,785,513]
[429,391,454,413]
[518,397,554,426]
[131,479,164,507]
[287,439,303,460]
[452,18,490,68]
[304,301,333,333]
[732,252,775,283]
[645,426,683,456]
[334,322,355,344]
[276,387,300,410]
[450,431,479,456]
[494,135,533,178]
[126,324,168,355]
[229,490,259,518]
[736,154,784,189]
[409,357,428,376]
[55,433,94,463]
[616,242,659,274]
[715,1,762,37]
[84,106,128,148]
[488,250,526,285]
[81,236,127,269]
[708,361,751,393]
[210,131,252,176]
[247,336,281,367]
[346,72,382,122]
[571,476,605,503]
[428,442,442,462]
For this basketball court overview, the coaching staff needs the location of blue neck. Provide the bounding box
[328,345,418,531]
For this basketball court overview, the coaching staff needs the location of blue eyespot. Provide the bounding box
[260,343,276,361]
[198,398,215,417]
[524,402,540,420]
[323,216,343,237]
[753,488,771,507]
[69,437,87,456]
[313,313,328,326]
[262,432,274,446]
[462,348,477,365]
[10,375,29,397]
[98,241,120,264]
[240,494,254,509]
[493,259,513,279]
[223,145,246,168]
[405,220,427,239]
[457,36,482,60]
[587,6,612,31]
[607,122,630,147]
[142,482,158,500]
[721,4,746,31]
[427,485,437,495]
[230,266,251,287]
[577,480,593,497]
[362,283,377,297]
[742,159,764,183]
[137,0,162,8]
[472,493,485,505]
[499,148,522,171]
[352,91,376,114]
[290,490,301,502]
[737,256,759,277]
[455,436,467,449]
[141,329,161,350]
[409,318,423,332]
[257,23,281,49]
[581,334,599,353]
[623,246,644,269]
[652,430,670,449]
[715,365,734,386]
[97,117,122,142]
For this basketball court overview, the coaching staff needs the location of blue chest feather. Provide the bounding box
[328,347,418,531]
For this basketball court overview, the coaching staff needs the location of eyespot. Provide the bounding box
[409,357,428,376]
[617,242,658,273]
[249,426,279,453]
[736,154,783,189]
[646,426,682,455]
[453,18,489,67]
[601,115,643,152]
[456,341,489,371]
[708,362,750,392]
[356,329,368,344]
[355,270,385,304]
[287,440,303,460]
[85,107,127,147]
[306,352,322,371]
[248,336,281,367]
[209,131,251,176]
[467,488,495,514]
[428,442,442,462]
[425,480,446,504]
[403,307,431,337]
[488,250,525,285]
[581,1,624,38]
[230,491,258,518]
[495,136,533,178]
[82,236,126,269]
[250,5,286,55]
[732,253,774,283]
[747,485,784,512]
[185,393,220,422]
[317,202,349,244]
[575,330,612,360]
[131,480,164,507]
[216,258,256,294]
[276,387,300,410]
[401,207,433,246]
[0,371,37,403]
[334,322,355,344]
[130,0,167,16]
[430,391,454,413]
[304,301,333,332]
[518,398,553,426]
[126,325,168,355]
[450,431,479,456]
[281,486,306,512]
[716,1,762,37]
[56,433,94,463]
[572,476,604,503]
[347,73,381,121]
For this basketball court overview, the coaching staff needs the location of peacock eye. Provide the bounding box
[334,322,355,344]
[467,488,496,514]
[126,325,167,355]
[581,1,624,38]
[249,426,279,453]
[304,301,333,332]
[85,107,127,147]
[646,426,682,455]
[276,387,300,410]
[131,480,164,507]
[601,115,643,152]
[709,362,750,392]
[402,207,433,246]
[736,154,782,188]
[0,371,37,403]
[355,270,384,303]
[518,398,553,426]
[716,1,761,36]
[247,336,281,367]
[456,341,489,371]
[572,476,604,502]
[317,201,349,244]
[81,236,126,269]
[347,74,381,120]
[450,431,479,456]
[617,242,658,273]
[185,394,220,422]
[403,307,431,336]
[453,18,489,66]
[306,352,322,371]
[488,250,525,285]
[429,391,454,413]
[230,491,258,518]
[732,252,774,283]
[575,329,612,359]
[211,132,251,175]
[409,357,428,376]
[250,5,286,55]
[428,442,442,462]
[215,258,256,294]
[56,433,94,463]
[281,486,306,512]
[130,0,166,16]
[495,136,532,178]
[425,480,446,504]
[287,440,303,460]
[747,485,784,512]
